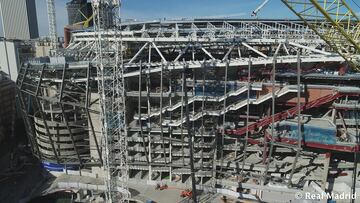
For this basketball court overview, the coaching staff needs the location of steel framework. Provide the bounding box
[15,14,360,202]
[16,62,102,166]
[63,20,345,67]
[92,0,129,202]
[46,0,57,53]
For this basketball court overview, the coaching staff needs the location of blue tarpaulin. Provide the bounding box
[277,121,337,145]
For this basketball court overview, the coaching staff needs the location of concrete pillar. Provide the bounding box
[89,93,104,178]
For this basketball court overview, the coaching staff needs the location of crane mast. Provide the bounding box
[46,0,58,54]
[252,0,270,17]
[281,0,360,71]
[92,0,129,202]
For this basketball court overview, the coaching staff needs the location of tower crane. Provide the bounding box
[46,0,58,54]
[252,0,270,17]
[253,0,360,71]
[92,0,129,202]
[281,0,360,71]
[279,1,359,201]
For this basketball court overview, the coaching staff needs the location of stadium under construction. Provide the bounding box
[12,1,360,203]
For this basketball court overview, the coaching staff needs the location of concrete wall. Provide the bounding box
[35,45,51,57]
[89,93,105,178]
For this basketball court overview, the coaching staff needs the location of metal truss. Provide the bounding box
[46,0,57,53]
[16,62,102,166]
[65,20,329,60]
[121,55,343,78]
[92,0,129,202]
[70,20,322,42]
[63,20,344,73]
[282,0,360,71]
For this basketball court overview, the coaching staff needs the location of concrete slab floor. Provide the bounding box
[129,182,185,203]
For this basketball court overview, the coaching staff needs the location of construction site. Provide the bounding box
[1,0,360,202]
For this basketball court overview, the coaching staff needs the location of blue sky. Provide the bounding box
[0,0,359,37]
[121,0,297,20]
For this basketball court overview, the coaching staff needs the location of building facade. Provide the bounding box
[0,39,34,81]
[0,0,39,40]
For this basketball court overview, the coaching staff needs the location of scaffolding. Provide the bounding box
[46,0,57,53]
[92,0,129,202]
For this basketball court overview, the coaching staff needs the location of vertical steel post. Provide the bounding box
[263,55,277,185]
[352,104,359,203]
[139,61,149,164]
[288,51,302,186]
[241,56,252,174]
[184,61,198,203]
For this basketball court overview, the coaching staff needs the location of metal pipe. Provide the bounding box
[160,63,167,163]
[85,64,102,164]
[183,61,198,203]
[139,61,150,164]
[220,61,229,177]
[288,51,302,186]
[263,54,277,186]
[146,59,152,179]
[180,62,185,165]
[241,56,251,174]
[200,62,206,170]
[352,103,359,203]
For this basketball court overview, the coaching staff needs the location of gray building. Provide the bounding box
[0,40,21,81]
[0,0,39,40]
[0,39,34,81]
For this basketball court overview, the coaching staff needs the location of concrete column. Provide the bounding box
[89,93,104,178]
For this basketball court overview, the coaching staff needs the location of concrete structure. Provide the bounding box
[35,39,52,57]
[17,59,94,170]
[0,0,39,40]
[17,19,360,202]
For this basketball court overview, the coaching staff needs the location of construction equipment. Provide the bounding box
[46,0,58,54]
[281,0,360,71]
[70,14,94,29]
[251,0,360,71]
[83,14,94,28]
[251,0,270,17]
[155,183,168,190]
[278,3,359,198]
[76,2,94,28]
[180,189,193,198]
[92,0,129,202]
